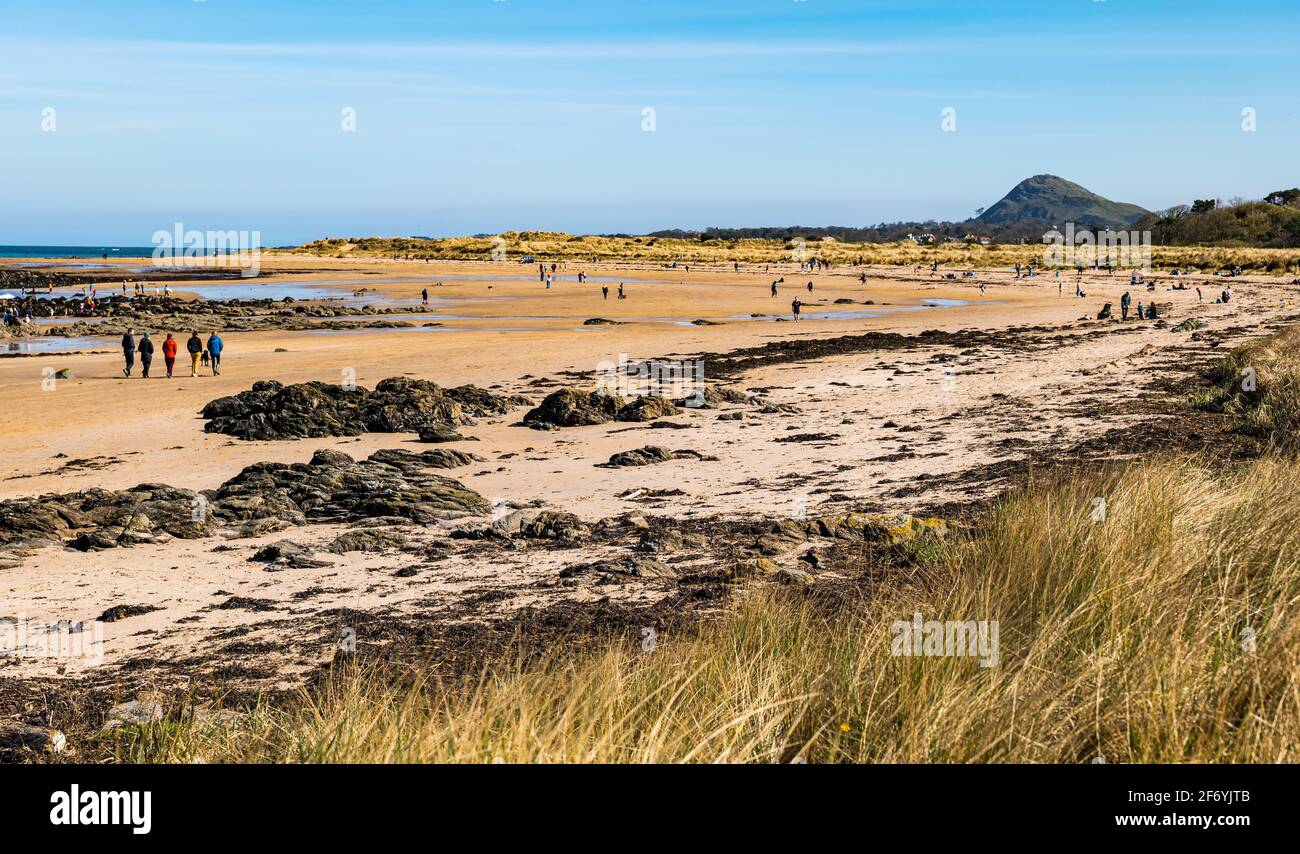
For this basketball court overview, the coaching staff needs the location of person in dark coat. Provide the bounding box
[138,332,154,378]
[186,332,203,377]
[121,328,136,377]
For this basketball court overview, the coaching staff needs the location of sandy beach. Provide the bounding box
[0,253,1288,689]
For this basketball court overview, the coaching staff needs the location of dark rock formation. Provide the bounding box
[672,385,758,409]
[0,448,489,565]
[202,378,527,440]
[522,388,624,429]
[600,446,718,467]
[616,395,680,422]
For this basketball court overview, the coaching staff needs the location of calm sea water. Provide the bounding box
[0,246,156,259]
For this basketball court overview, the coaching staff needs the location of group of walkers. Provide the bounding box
[120,329,224,379]
[1,305,33,328]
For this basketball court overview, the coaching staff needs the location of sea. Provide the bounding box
[0,246,157,259]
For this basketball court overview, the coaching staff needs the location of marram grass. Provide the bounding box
[120,455,1300,764]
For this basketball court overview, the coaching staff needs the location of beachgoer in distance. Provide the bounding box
[207,331,224,375]
[601,285,609,300]
[121,327,136,377]
[1121,291,1132,320]
[187,332,203,377]
[163,333,178,378]
[792,297,801,321]
[138,332,154,378]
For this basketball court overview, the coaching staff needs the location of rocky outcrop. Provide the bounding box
[212,448,490,527]
[327,529,409,554]
[0,448,489,565]
[804,513,947,544]
[673,386,758,409]
[202,378,527,440]
[616,395,681,422]
[600,446,717,467]
[522,388,624,429]
[483,508,591,541]
[250,540,333,569]
[0,721,67,756]
[417,424,471,443]
[0,484,214,553]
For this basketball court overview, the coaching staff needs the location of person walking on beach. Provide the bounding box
[545,274,552,289]
[1121,291,1132,320]
[163,333,178,378]
[121,328,136,377]
[186,332,203,377]
[421,288,428,305]
[806,281,814,293]
[602,285,609,300]
[207,331,224,375]
[770,281,778,298]
[617,283,626,300]
[1136,301,1144,321]
[791,297,802,321]
[138,332,154,378]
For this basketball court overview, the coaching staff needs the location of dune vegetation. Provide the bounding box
[117,452,1300,763]
[1190,324,1300,446]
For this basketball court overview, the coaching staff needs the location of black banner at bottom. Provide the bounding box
[3,763,1281,839]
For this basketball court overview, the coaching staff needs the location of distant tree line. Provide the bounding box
[644,188,1300,249]
[644,220,1046,244]
[1137,189,1300,248]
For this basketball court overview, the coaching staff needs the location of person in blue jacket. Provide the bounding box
[206,331,224,376]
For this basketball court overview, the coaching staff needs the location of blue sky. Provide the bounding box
[1,0,1297,245]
